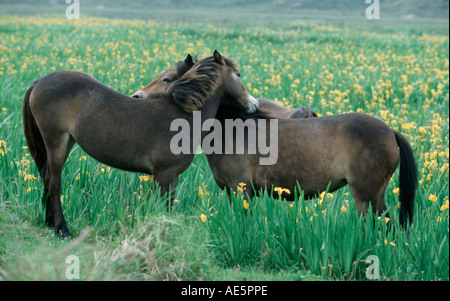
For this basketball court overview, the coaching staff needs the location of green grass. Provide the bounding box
[0,11,448,281]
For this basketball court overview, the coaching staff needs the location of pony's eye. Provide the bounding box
[236,73,241,78]
[162,77,172,84]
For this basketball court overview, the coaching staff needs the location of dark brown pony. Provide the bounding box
[134,56,418,228]
[22,50,258,237]
[132,55,318,119]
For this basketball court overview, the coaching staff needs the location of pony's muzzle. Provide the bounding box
[247,95,259,113]
[131,91,146,99]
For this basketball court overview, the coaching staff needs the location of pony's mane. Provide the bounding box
[192,54,237,70]
[223,57,238,70]
[171,55,224,112]
[169,53,240,113]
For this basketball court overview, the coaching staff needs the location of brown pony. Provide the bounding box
[132,55,317,119]
[22,50,258,237]
[134,55,418,228]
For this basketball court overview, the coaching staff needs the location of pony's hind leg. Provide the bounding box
[41,137,75,230]
[42,186,53,226]
[44,134,74,237]
[38,162,53,226]
[352,181,393,232]
[376,183,389,218]
[349,179,387,220]
[375,183,392,230]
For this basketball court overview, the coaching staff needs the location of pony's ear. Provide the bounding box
[213,50,224,65]
[185,54,194,68]
[177,54,195,77]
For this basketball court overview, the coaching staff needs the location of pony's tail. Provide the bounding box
[22,82,47,179]
[394,131,418,228]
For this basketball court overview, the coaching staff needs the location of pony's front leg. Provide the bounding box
[153,173,179,209]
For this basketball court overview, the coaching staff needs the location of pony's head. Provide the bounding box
[132,50,258,114]
[131,54,195,99]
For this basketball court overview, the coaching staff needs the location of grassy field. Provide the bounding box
[0,6,448,281]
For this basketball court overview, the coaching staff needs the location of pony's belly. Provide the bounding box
[301,178,348,198]
[253,166,347,199]
[91,154,153,174]
[74,140,154,174]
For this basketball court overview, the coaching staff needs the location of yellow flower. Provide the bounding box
[341,205,347,213]
[237,182,246,192]
[440,200,449,211]
[198,188,204,197]
[24,173,37,181]
[401,122,415,132]
[319,191,334,199]
[200,213,207,223]
[274,187,291,196]
[139,175,152,182]
[243,200,249,210]
[428,194,438,202]
[384,239,393,246]
[392,188,400,195]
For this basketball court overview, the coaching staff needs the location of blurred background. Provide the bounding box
[0,0,448,30]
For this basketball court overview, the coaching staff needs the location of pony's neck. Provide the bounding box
[198,90,222,122]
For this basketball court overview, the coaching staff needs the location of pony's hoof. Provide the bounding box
[55,225,72,239]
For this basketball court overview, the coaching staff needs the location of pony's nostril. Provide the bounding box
[131,91,146,99]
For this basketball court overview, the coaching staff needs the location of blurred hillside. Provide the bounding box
[92,0,449,18]
[0,0,448,28]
